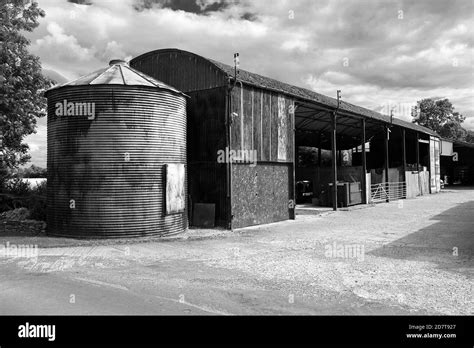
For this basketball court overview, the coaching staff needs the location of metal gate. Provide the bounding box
[370,182,406,203]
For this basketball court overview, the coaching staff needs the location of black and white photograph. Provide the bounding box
[0,0,473,346]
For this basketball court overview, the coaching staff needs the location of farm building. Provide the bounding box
[440,139,474,185]
[45,60,188,238]
[130,48,442,230]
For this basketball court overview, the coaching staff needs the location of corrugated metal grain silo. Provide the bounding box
[45,60,187,238]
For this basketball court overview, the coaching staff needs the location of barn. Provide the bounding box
[130,48,441,230]
[440,139,474,185]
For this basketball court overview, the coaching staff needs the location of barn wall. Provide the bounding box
[429,136,441,193]
[130,50,227,92]
[406,170,430,198]
[230,84,294,163]
[229,84,294,228]
[406,172,419,198]
[187,87,226,162]
[187,87,228,227]
[132,52,297,228]
[231,163,291,229]
[370,167,404,184]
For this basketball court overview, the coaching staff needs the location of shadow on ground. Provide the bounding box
[369,199,474,276]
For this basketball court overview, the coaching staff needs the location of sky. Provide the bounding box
[24,0,473,167]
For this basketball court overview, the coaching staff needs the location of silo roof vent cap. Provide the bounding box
[109,59,127,66]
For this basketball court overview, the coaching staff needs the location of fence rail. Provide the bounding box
[370,182,406,203]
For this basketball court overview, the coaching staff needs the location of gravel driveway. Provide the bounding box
[1,187,473,315]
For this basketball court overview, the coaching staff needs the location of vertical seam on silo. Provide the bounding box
[260,90,263,160]
[240,85,244,153]
[270,93,272,161]
[251,89,254,151]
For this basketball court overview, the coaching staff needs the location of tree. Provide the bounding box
[0,0,52,171]
[412,98,467,140]
[466,130,474,143]
[17,164,46,178]
[439,121,467,141]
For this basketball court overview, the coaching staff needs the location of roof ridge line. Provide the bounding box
[89,65,112,85]
[118,64,126,85]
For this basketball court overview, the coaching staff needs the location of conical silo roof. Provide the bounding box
[46,59,184,95]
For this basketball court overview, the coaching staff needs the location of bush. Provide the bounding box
[4,177,31,195]
[0,207,30,221]
[27,194,46,221]
[31,180,47,195]
[0,165,11,192]
[0,176,47,221]
[0,195,46,221]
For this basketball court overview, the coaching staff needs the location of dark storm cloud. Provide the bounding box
[240,12,257,21]
[133,0,232,14]
[67,0,92,5]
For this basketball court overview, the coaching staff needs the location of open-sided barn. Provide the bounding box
[131,48,441,230]
[440,139,474,185]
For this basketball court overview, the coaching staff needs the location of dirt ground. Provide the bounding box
[0,187,472,315]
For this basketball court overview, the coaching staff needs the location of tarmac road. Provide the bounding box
[0,187,472,315]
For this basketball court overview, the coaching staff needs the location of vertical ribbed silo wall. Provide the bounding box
[46,85,187,238]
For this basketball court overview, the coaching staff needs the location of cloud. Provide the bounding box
[133,0,232,14]
[281,37,309,53]
[24,0,474,166]
[33,22,91,61]
[67,0,92,5]
[31,21,95,78]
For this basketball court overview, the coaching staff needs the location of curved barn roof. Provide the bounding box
[131,48,438,137]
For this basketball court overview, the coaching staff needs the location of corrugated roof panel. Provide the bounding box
[89,65,125,85]
[46,59,186,97]
[120,65,156,87]
[64,68,104,87]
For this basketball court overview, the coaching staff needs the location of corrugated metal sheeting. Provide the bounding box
[130,49,227,93]
[46,61,188,238]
